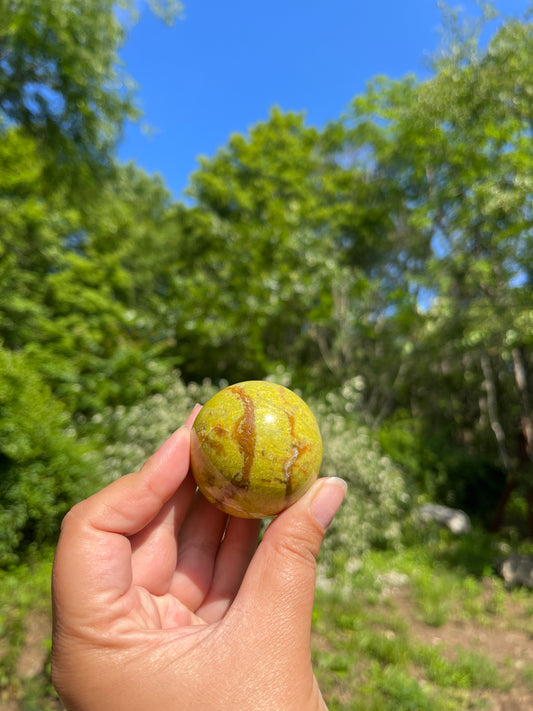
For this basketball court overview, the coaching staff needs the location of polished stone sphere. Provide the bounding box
[191,380,323,518]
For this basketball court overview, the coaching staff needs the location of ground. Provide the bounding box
[1,547,532,710]
[312,547,533,711]
[391,580,533,711]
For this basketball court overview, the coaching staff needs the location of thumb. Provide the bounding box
[232,477,347,646]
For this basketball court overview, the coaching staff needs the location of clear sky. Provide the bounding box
[117,0,530,199]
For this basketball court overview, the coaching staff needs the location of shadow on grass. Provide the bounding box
[401,517,531,579]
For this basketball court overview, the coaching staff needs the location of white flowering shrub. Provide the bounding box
[316,411,411,569]
[309,380,411,572]
[92,374,220,482]
[94,373,411,570]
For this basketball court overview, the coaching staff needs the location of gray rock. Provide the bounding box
[496,554,533,589]
[418,503,472,535]
[377,571,410,588]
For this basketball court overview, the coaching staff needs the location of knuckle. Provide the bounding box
[269,517,322,570]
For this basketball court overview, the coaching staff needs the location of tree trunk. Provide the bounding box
[489,479,517,533]
[480,352,512,471]
[511,347,533,461]
[511,347,533,537]
[480,351,515,532]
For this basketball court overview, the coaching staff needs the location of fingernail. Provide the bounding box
[311,477,347,529]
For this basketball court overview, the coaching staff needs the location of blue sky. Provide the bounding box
[117,0,530,199]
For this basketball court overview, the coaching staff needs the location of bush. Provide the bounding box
[95,373,411,571]
[0,347,99,566]
[310,379,411,570]
[91,374,221,482]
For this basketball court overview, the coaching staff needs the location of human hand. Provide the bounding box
[51,406,346,711]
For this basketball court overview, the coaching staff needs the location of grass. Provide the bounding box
[312,587,505,711]
[1,530,533,710]
[0,550,56,710]
[312,527,533,710]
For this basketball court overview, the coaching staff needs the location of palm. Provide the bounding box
[113,473,261,632]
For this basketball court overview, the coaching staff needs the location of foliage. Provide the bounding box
[168,107,408,390]
[0,0,134,188]
[310,379,411,564]
[378,413,507,522]
[333,8,533,520]
[0,127,173,416]
[91,373,220,481]
[0,553,54,706]
[164,110,340,384]
[0,348,99,566]
[0,0,181,174]
[1,0,532,560]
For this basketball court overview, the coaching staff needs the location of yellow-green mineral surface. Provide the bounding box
[191,380,323,518]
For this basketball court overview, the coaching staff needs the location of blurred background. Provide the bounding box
[1,1,532,708]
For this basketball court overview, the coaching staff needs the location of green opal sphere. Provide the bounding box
[190,380,323,518]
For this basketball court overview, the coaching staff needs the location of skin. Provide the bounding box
[51,406,347,711]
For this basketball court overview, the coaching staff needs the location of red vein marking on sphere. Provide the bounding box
[229,386,256,487]
[284,411,312,497]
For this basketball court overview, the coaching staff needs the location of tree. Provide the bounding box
[0,0,182,194]
[0,0,134,179]
[0,1,185,416]
[0,135,177,415]
[0,346,100,565]
[0,1,185,564]
[163,109,339,384]
[154,108,405,391]
[336,8,533,521]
